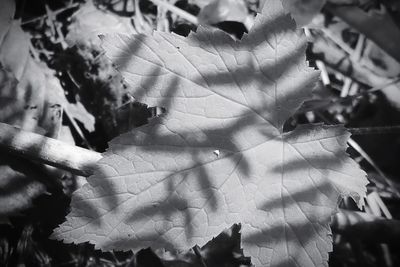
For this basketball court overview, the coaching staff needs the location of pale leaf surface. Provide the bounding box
[52,1,367,266]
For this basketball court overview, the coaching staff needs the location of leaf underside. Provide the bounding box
[52,1,367,266]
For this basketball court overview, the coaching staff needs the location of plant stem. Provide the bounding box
[0,122,101,177]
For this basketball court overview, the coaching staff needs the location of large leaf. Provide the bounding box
[52,0,367,266]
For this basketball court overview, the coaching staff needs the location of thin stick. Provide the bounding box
[344,77,400,99]
[311,31,395,88]
[348,125,400,135]
[21,2,80,25]
[148,0,199,25]
[316,60,330,86]
[0,122,102,176]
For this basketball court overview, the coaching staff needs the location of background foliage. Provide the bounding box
[0,0,400,266]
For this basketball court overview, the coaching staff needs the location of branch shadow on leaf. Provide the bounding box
[259,173,338,213]
[242,180,335,266]
[54,12,344,266]
[104,32,144,73]
[96,97,325,255]
[126,178,195,238]
[242,221,329,267]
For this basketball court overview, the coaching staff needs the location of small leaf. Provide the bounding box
[53,1,368,266]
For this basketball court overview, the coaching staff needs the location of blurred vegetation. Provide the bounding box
[1,0,400,266]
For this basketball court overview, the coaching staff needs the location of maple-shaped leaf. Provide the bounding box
[52,0,368,266]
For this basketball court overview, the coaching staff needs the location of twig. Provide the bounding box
[311,30,396,88]
[316,60,330,85]
[340,76,352,97]
[366,191,392,219]
[347,125,400,135]
[148,0,199,25]
[326,3,400,63]
[0,122,101,176]
[21,2,80,25]
[340,77,400,100]
[156,0,170,32]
